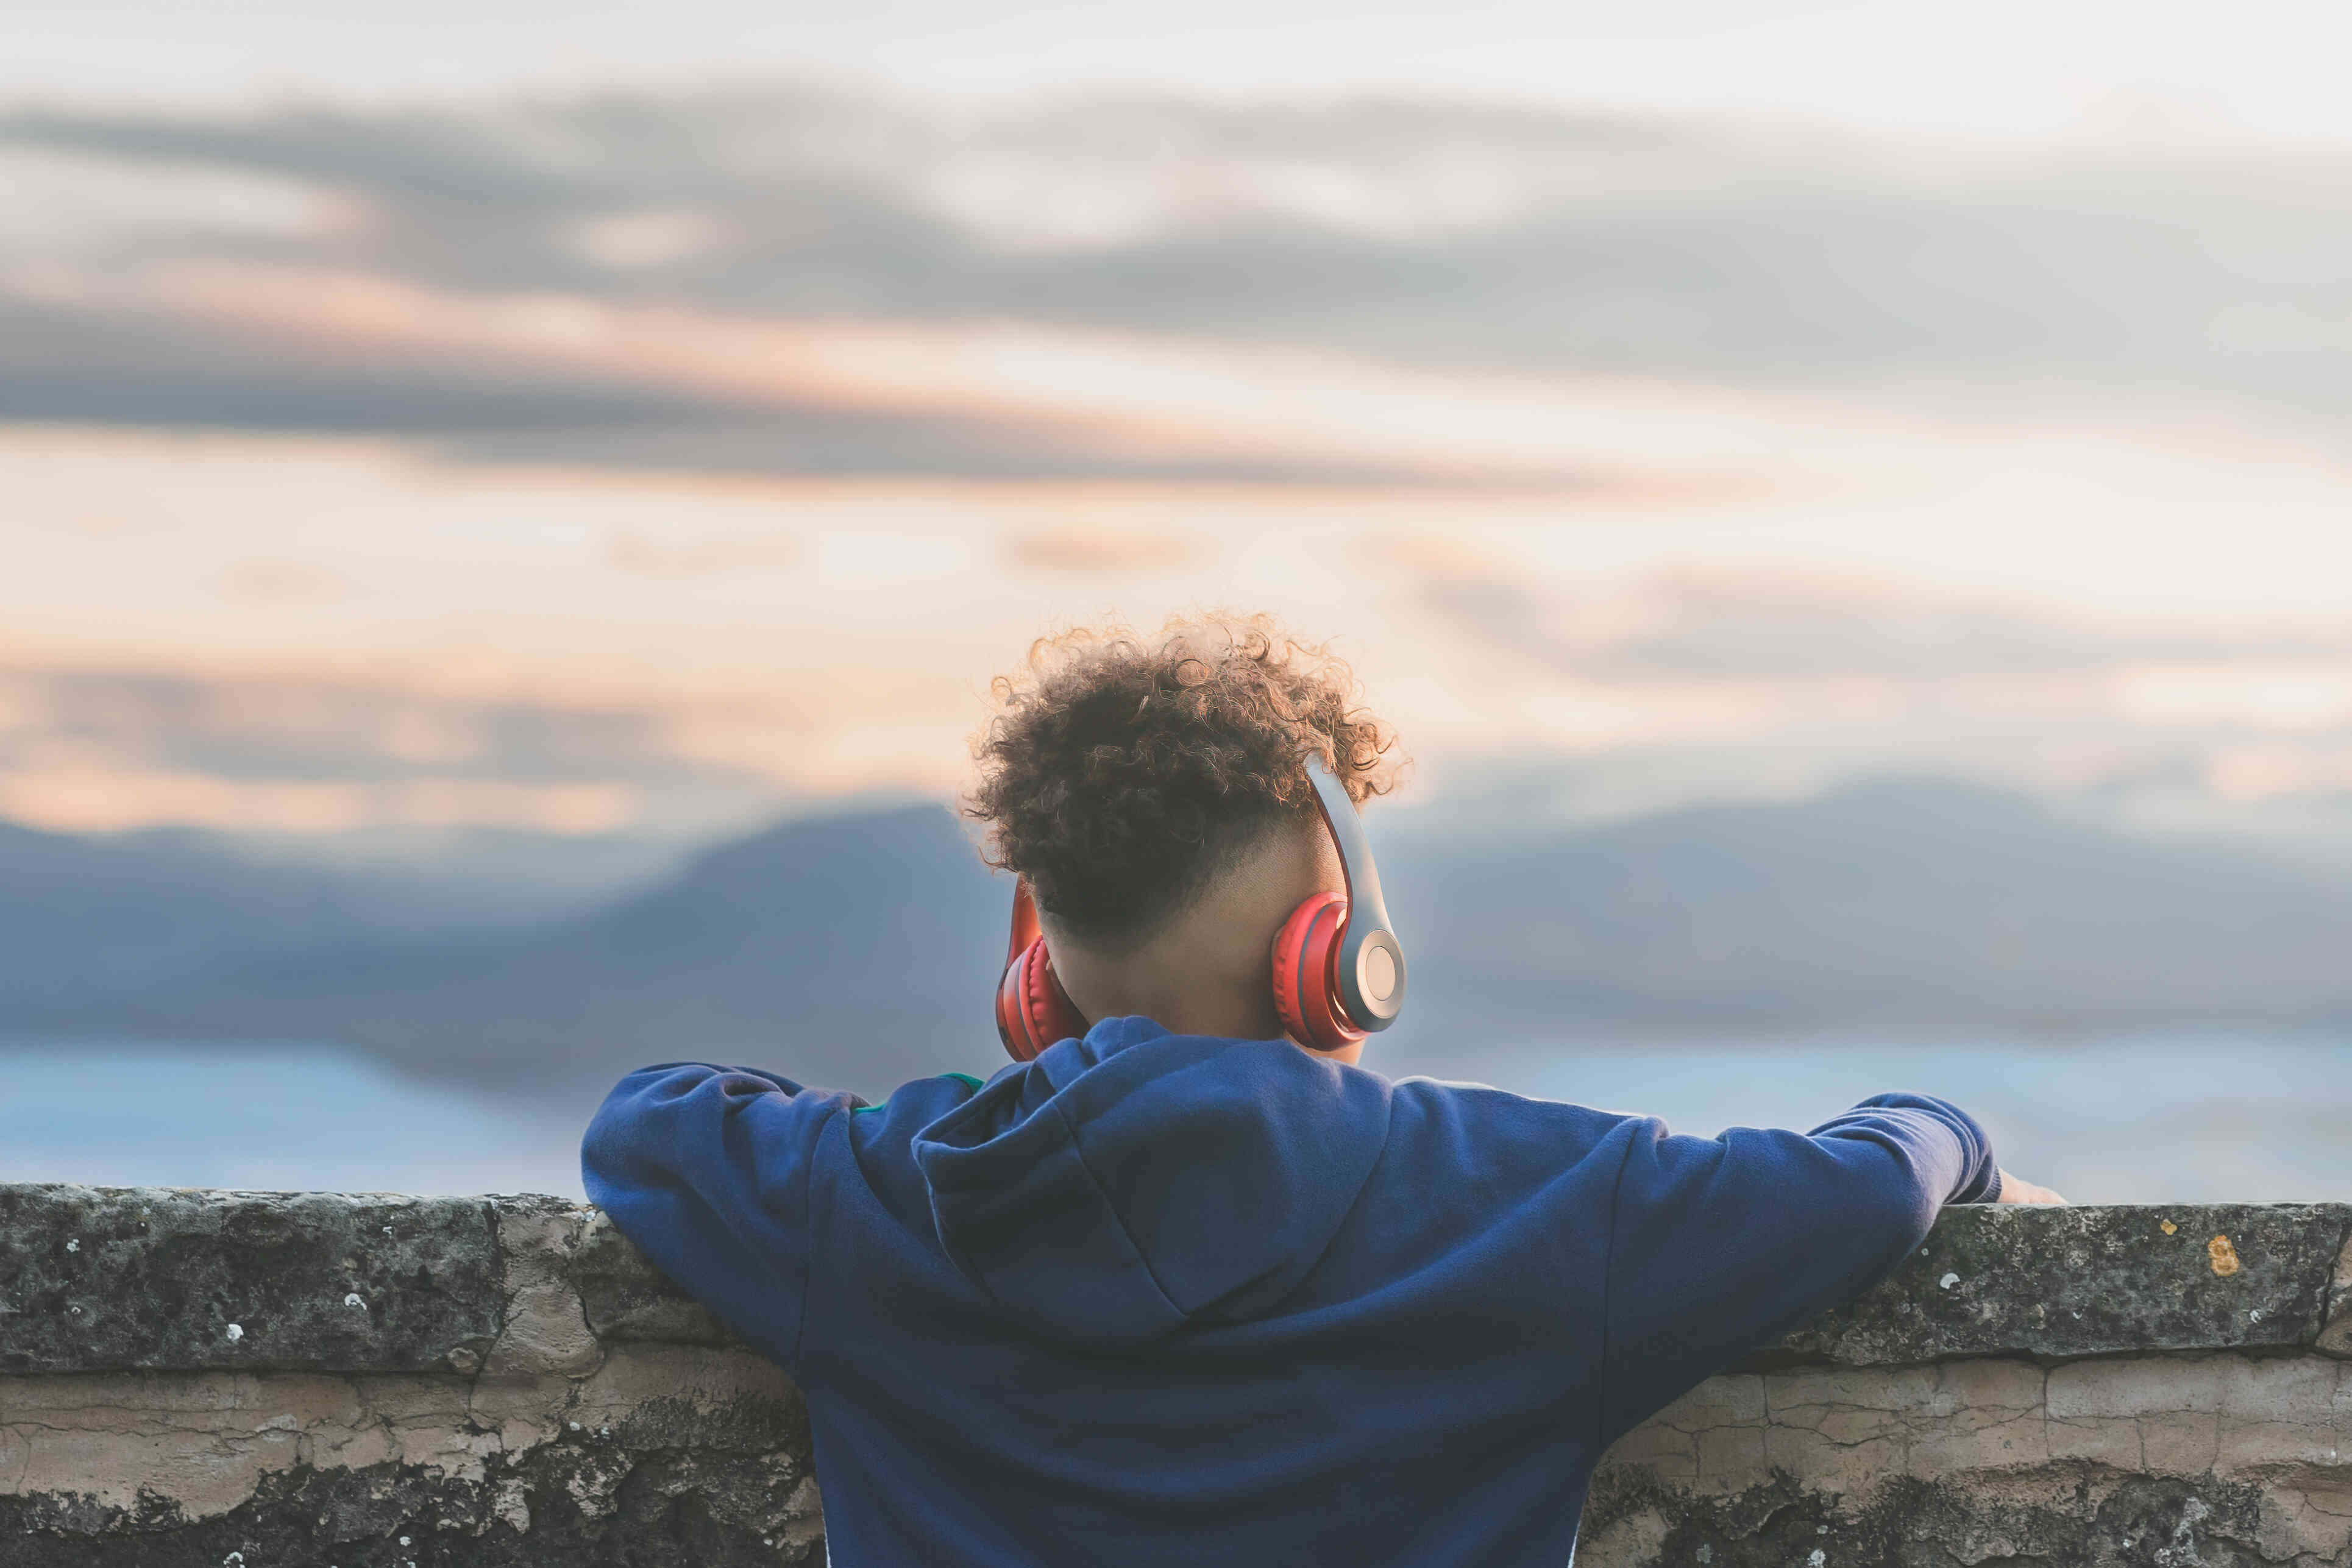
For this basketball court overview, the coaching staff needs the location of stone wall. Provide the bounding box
[1,1183,2345,1565]
[1583,1202,2352,1567]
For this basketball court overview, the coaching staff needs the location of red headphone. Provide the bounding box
[994,755,1407,1060]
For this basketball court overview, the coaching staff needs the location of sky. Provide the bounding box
[12,0,2352,144]
[7,3,2352,851]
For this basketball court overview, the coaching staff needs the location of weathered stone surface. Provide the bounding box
[0,1349,823,1567]
[1777,1201,2352,1366]
[481,1199,607,1382]
[570,1208,733,1348]
[5,1185,2351,1564]
[2318,1231,2352,1358]
[0,1185,503,1374]
[1583,1353,2352,1566]
[10,1188,2343,1374]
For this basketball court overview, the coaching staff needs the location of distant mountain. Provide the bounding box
[0,821,449,1012]
[13,777,2352,1101]
[0,818,687,1015]
[20,804,1010,1095]
[1384,776,2352,1039]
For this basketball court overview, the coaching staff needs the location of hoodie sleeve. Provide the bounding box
[1597,1091,2000,1444]
[580,1062,858,1372]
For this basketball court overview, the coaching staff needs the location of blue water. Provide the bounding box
[1431,1032,2351,1204]
[0,1035,2343,1202]
[0,1043,588,1196]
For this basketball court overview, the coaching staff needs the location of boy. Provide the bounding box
[584,614,2060,1566]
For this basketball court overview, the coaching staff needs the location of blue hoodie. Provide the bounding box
[583,1016,2000,1567]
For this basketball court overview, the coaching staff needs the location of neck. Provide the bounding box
[1064,957,1285,1044]
[1037,820,1362,1065]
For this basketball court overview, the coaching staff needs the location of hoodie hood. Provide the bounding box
[911,1016,1393,1346]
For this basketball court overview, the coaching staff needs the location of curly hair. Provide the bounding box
[966,614,1402,941]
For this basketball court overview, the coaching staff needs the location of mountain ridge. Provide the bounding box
[10,775,2352,1100]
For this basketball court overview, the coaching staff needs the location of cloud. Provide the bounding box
[1002,526,1197,575]
[0,279,1462,481]
[0,294,722,435]
[1378,547,2352,845]
[1584,573,2347,681]
[5,82,2352,477]
[0,144,349,256]
[1410,552,2352,686]
[13,81,2352,846]
[0,664,725,782]
[0,662,795,833]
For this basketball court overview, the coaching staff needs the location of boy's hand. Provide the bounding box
[1995,1169,2067,1205]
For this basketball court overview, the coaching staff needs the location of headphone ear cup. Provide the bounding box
[1270,892,1366,1052]
[996,936,1088,1062]
[994,943,1038,1060]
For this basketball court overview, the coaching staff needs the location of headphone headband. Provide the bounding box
[1302,755,1406,1031]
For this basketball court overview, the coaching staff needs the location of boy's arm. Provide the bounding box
[580,1062,859,1372]
[1597,1092,2005,1444]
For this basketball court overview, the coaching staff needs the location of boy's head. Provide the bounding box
[966,614,1399,1051]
